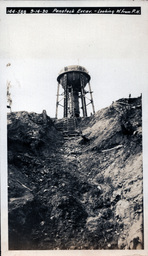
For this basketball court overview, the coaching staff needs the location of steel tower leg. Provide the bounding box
[64,88,68,118]
[63,74,68,118]
[88,82,95,114]
[55,82,60,119]
[70,86,74,117]
[80,76,87,117]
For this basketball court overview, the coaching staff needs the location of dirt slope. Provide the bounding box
[8,96,143,250]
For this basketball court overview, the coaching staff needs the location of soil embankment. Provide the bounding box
[8,96,143,250]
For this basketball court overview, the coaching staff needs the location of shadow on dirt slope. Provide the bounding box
[8,96,143,250]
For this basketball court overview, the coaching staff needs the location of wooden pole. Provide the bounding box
[88,82,95,114]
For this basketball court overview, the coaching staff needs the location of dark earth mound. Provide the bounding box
[8,96,143,250]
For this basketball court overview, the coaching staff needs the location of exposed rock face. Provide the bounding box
[8,97,143,250]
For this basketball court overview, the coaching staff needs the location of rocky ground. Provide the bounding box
[8,96,143,250]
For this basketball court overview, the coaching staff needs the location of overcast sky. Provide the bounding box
[1,1,148,118]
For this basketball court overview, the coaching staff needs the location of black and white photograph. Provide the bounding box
[0,0,148,255]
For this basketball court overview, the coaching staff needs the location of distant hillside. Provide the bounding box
[8,96,143,250]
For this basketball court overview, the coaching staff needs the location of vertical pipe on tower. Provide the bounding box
[73,91,79,117]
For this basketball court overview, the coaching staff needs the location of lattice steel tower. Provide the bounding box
[55,65,95,119]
